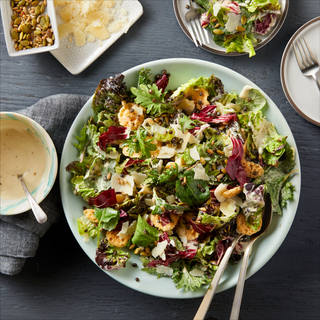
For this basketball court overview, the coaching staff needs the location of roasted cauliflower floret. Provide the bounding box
[106,230,131,248]
[236,213,262,236]
[118,101,145,131]
[83,208,99,223]
[175,214,200,242]
[150,214,179,232]
[177,87,209,115]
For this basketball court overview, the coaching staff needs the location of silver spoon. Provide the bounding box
[229,194,272,320]
[18,174,47,224]
[194,194,272,320]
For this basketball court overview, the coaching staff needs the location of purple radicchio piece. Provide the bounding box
[95,238,131,270]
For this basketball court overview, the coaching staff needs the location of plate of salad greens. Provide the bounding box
[60,58,300,298]
[173,0,288,57]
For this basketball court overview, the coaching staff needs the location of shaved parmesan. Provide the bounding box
[155,265,173,276]
[194,163,210,181]
[190,269,205,277]
[111,173,134,196]
[220,198,237,217]
[132,105,144,116]
[213,2,222,16]
[158,146,176,159]
[166,195,175,204]
[143,118,167,135]
[131,171,147,188]
[118,220,137,238]
[239,85,253,99]
[189,145,200,161]
[214,183,228,202]
[226,12,241,32]
[223,142,233,157]
[152,240,168,260]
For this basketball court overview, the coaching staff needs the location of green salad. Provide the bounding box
[66,68,296,291]
[196,0,281,57]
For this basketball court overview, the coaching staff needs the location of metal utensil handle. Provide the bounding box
[20,178,47,224]
[193,233,244,320]
[229,241,253,320]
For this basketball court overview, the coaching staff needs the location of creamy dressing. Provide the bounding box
[0,120,47,200]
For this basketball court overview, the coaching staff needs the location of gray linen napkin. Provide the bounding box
[0,94,90,275]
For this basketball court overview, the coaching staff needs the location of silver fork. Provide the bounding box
[293,37,320,91]
[185,0,210,47]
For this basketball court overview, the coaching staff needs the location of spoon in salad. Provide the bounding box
[229,194,272,320]
[193,194,272,320]
[18,174,47,224]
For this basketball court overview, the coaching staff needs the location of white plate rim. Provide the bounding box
[280,16,320,127]
[173,0,289,56]
[59,58,301,299]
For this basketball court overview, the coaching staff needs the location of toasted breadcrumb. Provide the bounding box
[106,230,131,248]
[222,186,243,198]
[118,101,145,131]
[175,214,200,241]
[150,214,179,232]
[241,158,264,178]
[83,208,98,223]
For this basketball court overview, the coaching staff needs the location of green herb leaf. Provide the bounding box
[179,113,196,133]
[131,215,159,247]
[172,260,208,292]
[151,189,188,215]
[95,207,120,231]
[176,170,210,206]
[131,83,174,117]
[120,127,157,159]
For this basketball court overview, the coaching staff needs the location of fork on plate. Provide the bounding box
[185,0,209,47]
[293,37,320,91]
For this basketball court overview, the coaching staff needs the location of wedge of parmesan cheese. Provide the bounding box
[111,173,134,196]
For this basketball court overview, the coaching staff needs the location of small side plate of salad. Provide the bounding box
[173,0,289,57]
[59,58,300,299]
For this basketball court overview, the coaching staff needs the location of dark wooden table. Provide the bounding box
[1,1,319,319]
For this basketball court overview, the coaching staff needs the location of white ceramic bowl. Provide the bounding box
[0,0,59,57]
[0,112,58,215]
[60,58,301,298]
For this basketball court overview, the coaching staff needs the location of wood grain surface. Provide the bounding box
[1,1,319,319]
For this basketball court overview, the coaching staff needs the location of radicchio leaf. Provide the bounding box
[201,12,211,28]
[189,219,215,234]
[146,239,197,267]
[125,159,144,167]
[155,74,169,93]
[88,189,117,208]
[211,236,234,265]
[190,105,217,122]
[98,126,128,150]
[253,13,278,35]
[210,114,237,124]
[225,137,248,186]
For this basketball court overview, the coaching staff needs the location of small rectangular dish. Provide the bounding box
[50,0,143,75]
[0,0,59,57]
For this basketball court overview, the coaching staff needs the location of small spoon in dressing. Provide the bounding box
[18,174,47,224]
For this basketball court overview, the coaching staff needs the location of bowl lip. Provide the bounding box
[0,0,60,57]
[0,111,58,215]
